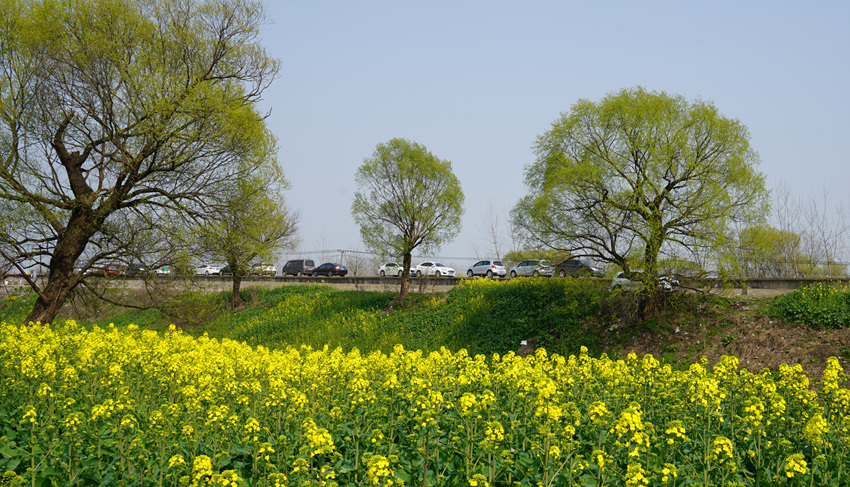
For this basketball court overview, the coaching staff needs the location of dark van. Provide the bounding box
[282,259,315,276]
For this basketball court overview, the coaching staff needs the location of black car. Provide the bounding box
[555,259,605,278]
[312,263,348,277]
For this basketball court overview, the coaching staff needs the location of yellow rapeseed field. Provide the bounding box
[1,318,849,486]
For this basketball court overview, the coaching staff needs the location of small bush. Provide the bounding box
[770,282,850,329]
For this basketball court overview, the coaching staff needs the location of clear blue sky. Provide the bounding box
[257,1,849,268]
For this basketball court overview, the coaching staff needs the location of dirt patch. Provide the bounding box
[516,287,850,382]
[602,294,850,381]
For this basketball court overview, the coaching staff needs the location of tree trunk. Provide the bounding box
[24,202,97,325]
[25,237,87,325]
[642,227,664,320]
[399,252,412,302]
[231,275,243,308]
[26,275,75,325]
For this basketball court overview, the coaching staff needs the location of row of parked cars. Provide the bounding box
[194,263,277,276]
[279,259,348,277]
[376,258,680,292]
[194,261,350,278]
[378,261,457,277]
[375,259,602,279]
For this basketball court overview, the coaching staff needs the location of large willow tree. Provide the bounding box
[0,0,279,324]
[512,87,769,316]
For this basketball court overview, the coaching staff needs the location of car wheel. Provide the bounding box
[435,271,441,277]
[467,270,474,278]
[559,269,566,278]
[486,270,493,278]
[296,271,302,277]
[398,270,403,277]
[510,270,517,278]
[205,271,210,276]
[532,270,539,277]
[416,270,422,277]
[380,270,385,277]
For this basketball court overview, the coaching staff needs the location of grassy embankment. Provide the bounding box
[2,278,617,358]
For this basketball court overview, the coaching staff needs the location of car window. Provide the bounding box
[541,260,552,266]
[305,260,314,266]
[493,261,502,266]
[436,263,446,267]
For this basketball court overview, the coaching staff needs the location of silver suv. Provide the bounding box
[466,260,507,278]
[509,259,553,278]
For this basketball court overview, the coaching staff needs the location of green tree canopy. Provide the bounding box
[0,0,279,324]
[197,157,299,308]
[512,87,769,315]
[351,138,464,301]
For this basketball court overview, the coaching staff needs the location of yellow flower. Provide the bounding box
[468,473,489,487]
[711,436,734,465]
[258,442,275,462]
[624,462,649,486]
[267,473,288,487]
[366,454,396,486]
[303,417,335,457]
[587,401,609,423]
[784,453,809,478]
[211,469,241,487]
[168,454,186,470]
[805,413,829,443]
[189,455,213,486]
[665,420,687,444]
[20,405,37,426]
[661,463,677,482]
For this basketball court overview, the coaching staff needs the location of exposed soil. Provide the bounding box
[560,288,850,381]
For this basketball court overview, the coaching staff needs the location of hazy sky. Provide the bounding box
[257,1,849,269]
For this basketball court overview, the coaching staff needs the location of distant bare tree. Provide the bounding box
[772,183,805,277]
[800,186,848,277]
[472,200,508,261]
[343,250,371,277]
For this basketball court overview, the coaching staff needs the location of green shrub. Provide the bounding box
[770,282,850,329]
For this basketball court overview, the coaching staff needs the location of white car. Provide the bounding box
[466,260,507,278]
[414,262,456,277]
[252,264,276,276]
[611,271,680,292]
[195,264,221,276]
[378,262,405,277]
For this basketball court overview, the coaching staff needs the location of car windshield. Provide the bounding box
[493,261,503,266]
[436,263,446,267]
[541,260,552,266]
